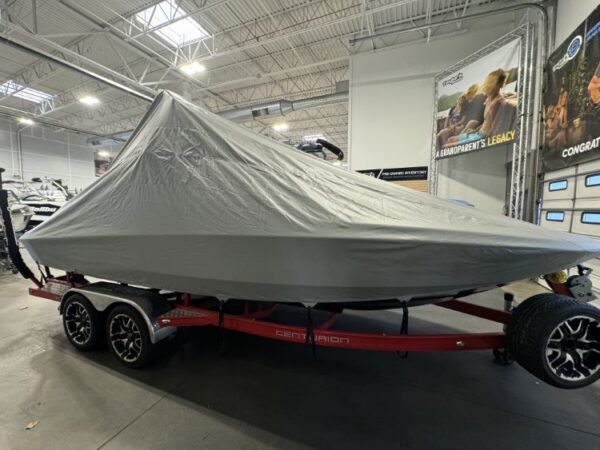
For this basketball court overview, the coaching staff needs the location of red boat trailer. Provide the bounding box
[29,276,510,354]
[4,168,599,388]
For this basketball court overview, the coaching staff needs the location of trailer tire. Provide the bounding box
[508,295,600,389]
[62,294,105,351]
[506,293,563,356]
[106,304,155,368]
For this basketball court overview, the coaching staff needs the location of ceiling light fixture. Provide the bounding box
[272,122,289,132]
[97,150,111,158]
[18,117,34,125]
[79,95,100,105]
[180,61,206,75]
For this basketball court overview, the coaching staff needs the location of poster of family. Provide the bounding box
[434,40,520,160]
[543,5,600,171]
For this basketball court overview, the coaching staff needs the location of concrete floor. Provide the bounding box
[1,273,599,450]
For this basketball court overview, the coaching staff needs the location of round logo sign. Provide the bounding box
[566,35,583,58]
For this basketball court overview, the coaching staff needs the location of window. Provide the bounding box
[581,212,600,224]
[585,174,600,187]
[548,180,568,191]
[0,80,53,103]
[546,211,565,222]
[135,0,208,47]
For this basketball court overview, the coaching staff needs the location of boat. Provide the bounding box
[3,179,64,228]
[20,91,600,304]
[0,190,32,273]
[2,190,33,233]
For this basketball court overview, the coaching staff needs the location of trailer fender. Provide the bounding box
[60,283,176,344]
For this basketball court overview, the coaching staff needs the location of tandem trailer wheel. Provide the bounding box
[62,294,105,351]
[507,294,600,389]
[106,304,157,368]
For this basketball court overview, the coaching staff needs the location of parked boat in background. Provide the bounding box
[0,190,32,273]
[3,179,65,229]
[2,190,33,233]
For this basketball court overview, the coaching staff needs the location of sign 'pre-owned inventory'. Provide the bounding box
[357,166,428,192]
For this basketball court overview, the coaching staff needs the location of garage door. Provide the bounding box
[541,160,600,293]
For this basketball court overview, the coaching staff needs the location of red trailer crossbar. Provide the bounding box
[437,299,511,324]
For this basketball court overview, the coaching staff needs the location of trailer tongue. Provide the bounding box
[1,167,599,389]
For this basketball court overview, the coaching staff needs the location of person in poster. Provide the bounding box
[588,62,600,104]
[435,40,520,159]
[543,5,600,170]
[445,69,515,147]
[436,84,485,148]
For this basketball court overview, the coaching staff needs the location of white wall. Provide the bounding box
[0,116,120,191]
[0,117,16,176]
[555,0,598,46]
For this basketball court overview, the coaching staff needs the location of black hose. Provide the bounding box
[0,168,41,285]
[316,139,344,161]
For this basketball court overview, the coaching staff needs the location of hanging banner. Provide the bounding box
[543,5,600,171]
[434,40,520,159]
[357,166,428,191]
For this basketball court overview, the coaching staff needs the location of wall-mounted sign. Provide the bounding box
[357,166,428,191]
[434,39,521,159]
[542,5,600,171]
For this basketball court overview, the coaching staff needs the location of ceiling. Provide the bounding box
[0,0,511,155]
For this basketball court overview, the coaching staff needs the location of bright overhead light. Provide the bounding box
[79,95,100,105]
[0,80,53,104]
[135,0,209,48]
[272,122,289,132]
[18,117,34,125]
[180,62,206,75]
[97,150,111,158]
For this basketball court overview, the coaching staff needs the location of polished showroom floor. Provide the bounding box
[1,274,599,450]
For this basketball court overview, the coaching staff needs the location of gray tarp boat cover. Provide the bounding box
[21,91,600,303]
